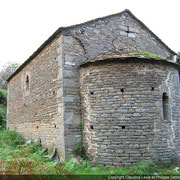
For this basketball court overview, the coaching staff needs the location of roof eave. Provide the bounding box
[80,57,180,71]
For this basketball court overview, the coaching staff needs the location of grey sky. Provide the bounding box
[0,0,179,69]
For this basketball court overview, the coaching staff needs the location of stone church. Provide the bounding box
[7,9,180,167]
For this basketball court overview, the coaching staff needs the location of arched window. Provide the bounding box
[162,92,169,120]
[25,75,30,90]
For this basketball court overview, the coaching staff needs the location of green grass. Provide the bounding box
[137,51,164,59]
[0,129,180,175]
[131,50,165,59]
[131,50,173,63]
[0,129,70,175]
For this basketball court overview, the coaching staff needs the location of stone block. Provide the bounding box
[129,144,139,149]
[57,88,63,98]
[63,96,74,103]
[64,79,79,87]
[65,136,81,146]
[56,44,63,54]
[63,36,73,44]
[128,33,136,38]
[116,149,124,153]
[64,55,75,66]
[63,70,75,78]
[56,54,63,66]
[129,27,139,33]
[64,112,80,125]
[120,31,127,36]
[119,25,128,31]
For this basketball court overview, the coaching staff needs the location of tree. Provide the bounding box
[0,88,7,128]
[0,62,20,90]
[177,52,180,58]
[177,52,180,64]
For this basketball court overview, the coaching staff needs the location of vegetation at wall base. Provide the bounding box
[73,120,89,160]
[73,140,89,160]
[1,129,180,175]
[0,129,70,175]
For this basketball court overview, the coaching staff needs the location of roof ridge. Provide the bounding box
[63,9,129,30]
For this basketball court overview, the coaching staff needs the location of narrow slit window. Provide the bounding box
[126,26,130,33]
[26,75,30,90]
[162,92,169,120]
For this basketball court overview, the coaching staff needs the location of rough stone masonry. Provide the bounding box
[7,9,180,167]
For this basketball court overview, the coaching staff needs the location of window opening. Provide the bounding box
[26,75,30,90]
[162,92,169,120]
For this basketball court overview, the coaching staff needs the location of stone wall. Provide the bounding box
[7,35,66,160]
[61,11,175,158]
[80,59,180,167]
[68,11,174,60]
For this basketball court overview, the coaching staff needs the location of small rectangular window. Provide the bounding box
[26,75,30,90]
[163,92,169,120]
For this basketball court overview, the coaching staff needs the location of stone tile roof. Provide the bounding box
[7,9,177,82]
[81,52,164,63]
[80,52,180,69]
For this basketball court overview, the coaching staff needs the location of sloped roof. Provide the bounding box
[80,52,164,65]
[7,9,177,82]
[80,52,180,70]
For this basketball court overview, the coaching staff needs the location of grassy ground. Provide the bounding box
[0,130,180,175]
[0,130,70,175]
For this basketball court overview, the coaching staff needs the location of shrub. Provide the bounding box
[0,89,7,128]
[0,130,70,175]
[0,89,7,105]
[73,140,89,160]
[0,130,25,148]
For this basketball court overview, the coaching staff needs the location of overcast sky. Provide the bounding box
[0,0,179,69]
